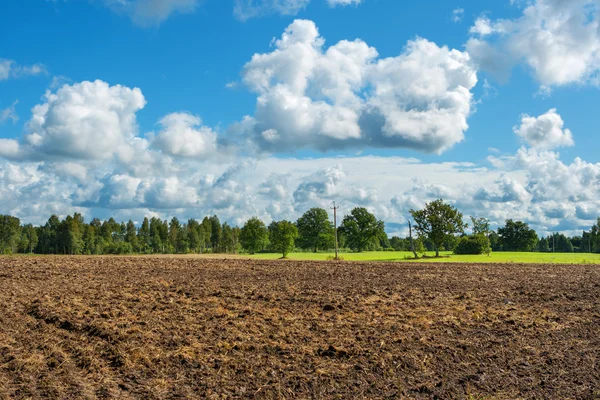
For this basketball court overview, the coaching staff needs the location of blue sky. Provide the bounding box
[1,0,600,236]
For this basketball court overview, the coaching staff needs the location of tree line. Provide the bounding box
[1,200,599,256]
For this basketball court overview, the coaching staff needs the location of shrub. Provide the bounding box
[454,235,489,255]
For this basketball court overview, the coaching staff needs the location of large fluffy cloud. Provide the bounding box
[467,0,600,87]
[514,109,574,150]
[3,80,146,161]
[240,19,478,154]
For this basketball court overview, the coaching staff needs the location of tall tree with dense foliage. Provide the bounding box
[125,220,139,252]
[470,216,491,255]
[549,233,574,253]
[186,219,202,253]
[538,237,551,252]
[175,225,189,253]
[61,213,85,255]
[82,224,97,254]
[240,217,269,254]
[149,217,163,253]
[269,220,299,258]
[296,208,334,252]
[498,220,538,251]
[410,200,467,257]
[0,215,21,254]
[138,217,151,253]
[210,215,222,252]
[19,224,38,253]
[339,207,385,252]
[591,218,600,253]
[168,217,181,252]
[221,223,240,253]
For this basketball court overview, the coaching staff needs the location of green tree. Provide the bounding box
[210,215,222,252]
[176,224,189,253]
[389,236,405,251]
[187,219,201,253]
[549,233,574,253]
[410,200,467,257]
[36,215,61,254]
[538,237,551,252]
[498,220,538,252]
[269,220,298,258]
[339,207,385,252]
[231,227,241,254]
[82,224,96,254]
[138,217,151,253]
[296,208,334,252]
[240,217,269,254]
[469,216,492,255]
[221,223,240,253]
[125,220,139,252]
[168,217,181,252]
[149,217,162,253]
[159,220,169,251]
[589,219,600,253]
[454,235,489,255]
[60,214,84,255]
[20,223,38,253]
[489,231,501,251]
[201,217,212,252]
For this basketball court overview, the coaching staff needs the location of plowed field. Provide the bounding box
[1,256,599,399]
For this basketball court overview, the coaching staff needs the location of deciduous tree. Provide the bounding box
[498,220,538,252]
[240,217,269,254]
[269,220,298,258]
[296,208,334,252]
[410,200,466,257]
[339,207,385,252]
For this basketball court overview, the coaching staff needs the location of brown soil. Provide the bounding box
[0,256,599,399]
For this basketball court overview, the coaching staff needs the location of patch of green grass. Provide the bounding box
[249,251,600,264]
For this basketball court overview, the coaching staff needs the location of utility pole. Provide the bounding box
[331,201,340,260]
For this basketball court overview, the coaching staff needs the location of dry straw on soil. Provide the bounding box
[0,256,599,399]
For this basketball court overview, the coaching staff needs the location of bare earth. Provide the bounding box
[0,256,599,399]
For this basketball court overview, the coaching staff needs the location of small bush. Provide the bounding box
[454,235,489,255]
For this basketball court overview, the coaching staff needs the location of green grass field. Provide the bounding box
[249,251,600,264]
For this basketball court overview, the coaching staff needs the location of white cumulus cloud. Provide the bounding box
[240,19,478,154]
[152,112,218,157]
[514,109,574,150]
[11,80,147,161]
[468,0,600,87]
